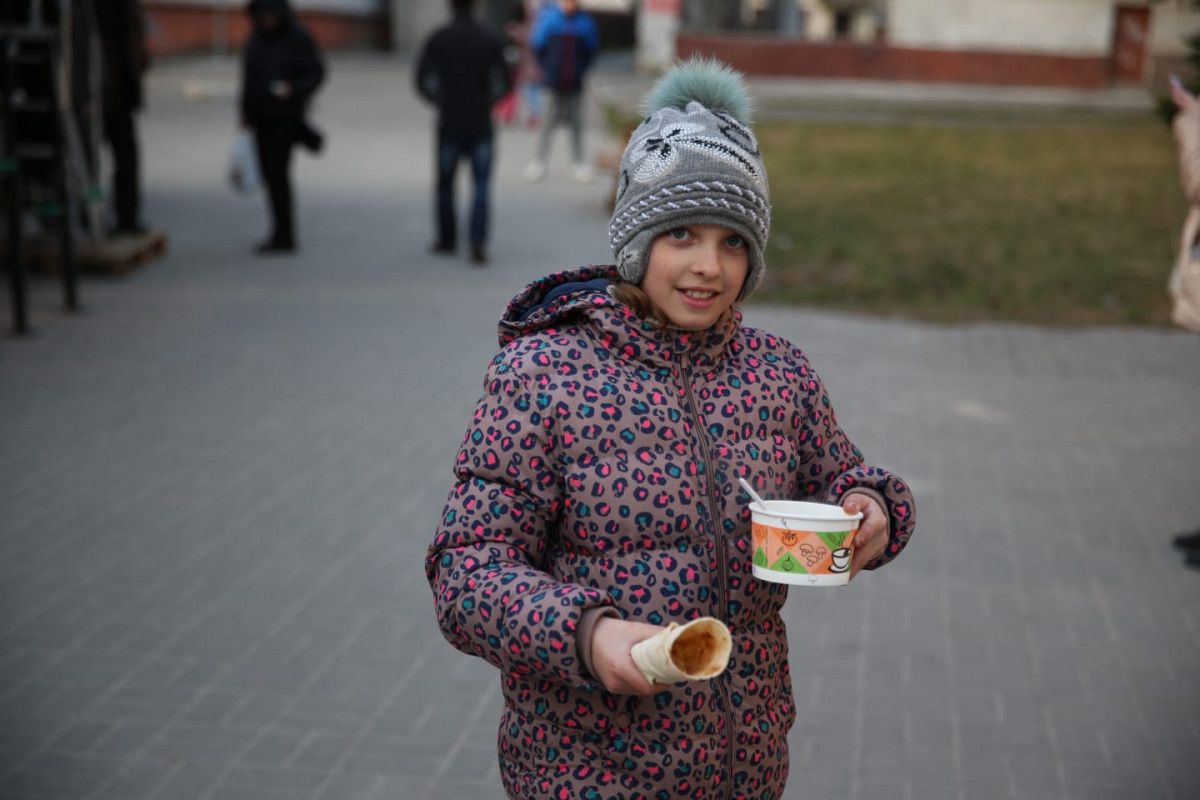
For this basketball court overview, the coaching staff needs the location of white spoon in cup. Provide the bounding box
[737,477,768,511]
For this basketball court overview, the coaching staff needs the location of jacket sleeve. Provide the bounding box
[530,10,552,52]
[239,49,251,124]
[290,30,325,105]
[414,34,439,105]
[581,15,600,59]
[426,355,612,688]
[489,38,515,105]
[793,351,915,568]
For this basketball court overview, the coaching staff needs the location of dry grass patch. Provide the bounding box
[756,117,1182,325]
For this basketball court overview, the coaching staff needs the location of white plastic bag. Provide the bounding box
[228,130,261,194]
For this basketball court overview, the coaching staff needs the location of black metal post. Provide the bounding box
[1,32,30,335]
[2,165,26,334]
[54,166,77,312]
[42,31,77,313]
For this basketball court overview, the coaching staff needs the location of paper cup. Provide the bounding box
[750,500,861,586]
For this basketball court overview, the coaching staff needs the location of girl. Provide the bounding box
[427,59,916,800]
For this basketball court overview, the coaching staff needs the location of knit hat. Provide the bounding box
[609,58,770,300]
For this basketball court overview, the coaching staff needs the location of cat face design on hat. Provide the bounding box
[624,102,766,190]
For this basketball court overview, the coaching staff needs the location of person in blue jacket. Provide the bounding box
[523,0,598,183]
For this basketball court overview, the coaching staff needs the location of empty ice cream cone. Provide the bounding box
[630,617,732,685]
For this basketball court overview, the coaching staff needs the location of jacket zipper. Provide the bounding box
[679,356,737,800]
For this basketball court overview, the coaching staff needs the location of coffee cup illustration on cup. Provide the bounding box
[830,547,851,573]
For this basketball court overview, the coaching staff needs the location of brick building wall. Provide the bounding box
[676,34,1113,89]
[673,0,1200,89]
[143,1,389,57]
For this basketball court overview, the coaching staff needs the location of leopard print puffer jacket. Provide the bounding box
[427,266,915,800]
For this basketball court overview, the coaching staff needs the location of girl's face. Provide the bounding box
[642,224,749,330]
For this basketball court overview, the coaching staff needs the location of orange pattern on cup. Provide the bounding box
[753,521,851,575]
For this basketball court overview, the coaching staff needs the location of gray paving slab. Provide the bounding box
[2,53,1199,800]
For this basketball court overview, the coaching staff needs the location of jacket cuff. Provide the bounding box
[576,606,620,682]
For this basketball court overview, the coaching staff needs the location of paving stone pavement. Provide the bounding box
[2,54,1199,800]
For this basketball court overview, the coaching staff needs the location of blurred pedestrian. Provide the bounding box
[509,0,546,129]
[415,0,512,265]
[524,0,598,183]
[93,0,148,237]
[1169,75,1200,332]
[239,0,325,255]
[1168,74,1200,567]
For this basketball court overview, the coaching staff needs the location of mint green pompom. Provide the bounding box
[640,57,754,125]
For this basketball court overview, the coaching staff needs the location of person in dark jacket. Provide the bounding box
[415,0,512,265]
[427,60,916,800]
[240,0,325,254]
[93,0,148,236]
[524,0,597,182]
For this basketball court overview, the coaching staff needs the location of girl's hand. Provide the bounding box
[590,617,669,696]
[841,494,889,578]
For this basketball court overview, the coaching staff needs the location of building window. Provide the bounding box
[833,9,852,38]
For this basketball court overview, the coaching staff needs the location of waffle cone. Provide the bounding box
[630,617,732,684]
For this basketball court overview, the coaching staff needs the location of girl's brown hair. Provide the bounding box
[610,280,743,330]
[609,280,669,328]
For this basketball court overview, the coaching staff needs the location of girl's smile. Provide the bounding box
[679,289,717,309]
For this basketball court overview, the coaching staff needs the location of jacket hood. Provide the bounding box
[498,265,618,346]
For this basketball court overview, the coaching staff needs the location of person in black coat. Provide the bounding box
[240,0,325,254]
[415,0,512,264]
[93,0,148,236]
